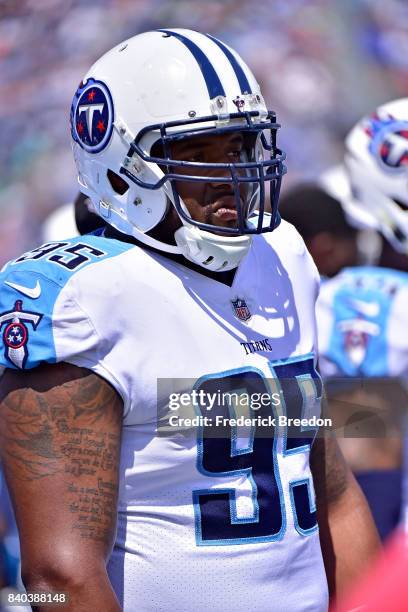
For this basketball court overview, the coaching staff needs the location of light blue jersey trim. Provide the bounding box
[268,353,320,535]
[325,266,408,376]
[289,479,318,537]
[0,235,134,370]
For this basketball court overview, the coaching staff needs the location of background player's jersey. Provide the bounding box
[317,267,408,378]
[0,220,328,612]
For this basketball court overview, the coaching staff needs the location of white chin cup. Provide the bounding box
[174,225,252,272]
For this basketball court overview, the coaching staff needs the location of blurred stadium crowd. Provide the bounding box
[1,0,408,609]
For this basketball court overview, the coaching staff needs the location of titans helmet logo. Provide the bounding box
[365,112,408,171]
[71,79,114,154]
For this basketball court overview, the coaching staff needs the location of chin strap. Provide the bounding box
[174,225,252,272]
[130,227,182,254]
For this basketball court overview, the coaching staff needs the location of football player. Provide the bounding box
[280,100,408,542]
[315,99,408,378]
[316,106,408,535]
[0,30,379,611]
[321,98,408,273]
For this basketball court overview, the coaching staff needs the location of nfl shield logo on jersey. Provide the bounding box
[231,297,252,322]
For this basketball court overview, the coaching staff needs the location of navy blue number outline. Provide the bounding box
[192,365,286,546]
[192,353,321,545]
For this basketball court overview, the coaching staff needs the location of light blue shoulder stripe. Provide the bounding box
[0,235,134,370]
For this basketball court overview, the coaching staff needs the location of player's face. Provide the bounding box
[170,131,250,230]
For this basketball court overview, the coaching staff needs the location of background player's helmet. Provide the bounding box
[70,29,286,271]
[342,98,408,254]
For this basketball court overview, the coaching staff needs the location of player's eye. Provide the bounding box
[186,152,204,162]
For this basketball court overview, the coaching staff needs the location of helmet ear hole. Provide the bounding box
[107,169,129,195]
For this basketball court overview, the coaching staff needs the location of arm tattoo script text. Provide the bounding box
[0,369,122,545]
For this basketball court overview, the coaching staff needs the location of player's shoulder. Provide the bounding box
[0,233,136,371]
[1,232,133,284]
[0,233,135,329]
[320,266,408,299]
[336,265,407,282]
[317,266,408,342]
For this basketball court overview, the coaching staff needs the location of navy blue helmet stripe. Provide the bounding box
[206,34,252,95]
[158,30,225,99]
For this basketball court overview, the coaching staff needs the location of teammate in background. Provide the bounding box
[279,184,359,278]
[315,98,408,380]
[321,98,408,273]
[280,98,408,541]
[0,30,379,611]
[281,98,408,274]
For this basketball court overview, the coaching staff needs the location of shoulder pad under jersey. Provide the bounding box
[0,235,133,370]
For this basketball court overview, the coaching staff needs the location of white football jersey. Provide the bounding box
[0,219,328,611]
[316,267,408,377]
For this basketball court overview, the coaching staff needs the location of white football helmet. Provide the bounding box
[70,29,286,271]
[343,98,408,254]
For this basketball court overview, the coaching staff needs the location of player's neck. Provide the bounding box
[103,225,237,286]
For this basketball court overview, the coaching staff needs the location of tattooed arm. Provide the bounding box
[0,362,123,612]
[310,431,381,601]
